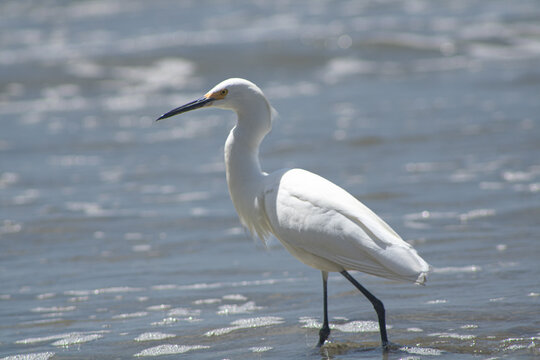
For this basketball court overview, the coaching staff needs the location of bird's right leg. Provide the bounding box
[318,271,330,346]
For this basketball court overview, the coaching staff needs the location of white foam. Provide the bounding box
[68,296,88,302]
[405,162,453,173]
[52,334,103,347]
[66,59,104,78]
[299,317,385,332]
[459,208,496,222]
[450,169,477,183]
[403,210,459,229]
[151,284,178,291]
[124,232,144,240]
[217,301,263,315]
[193,298,221,305]
[65,202,106,216]
[429,332,476,340]
[496,244,508,252]
[153,277,302,292]
[18,331,107,347]
[134,332,176,342]
[99,168,124,183]
[19,318,64,326]
[205,316,284,337]
[505,343,529,351]
[15,331,108,346]
[333,320,380,333]
[222,294,248,301]
[404,220,431,230]
[146,304,171,311]
[132,244,151,252]
[36,293,56,300]
[93,286,145,294]
[50,155,101,167]
[12,189,40,205]
[64,289,92,296]
[400,346,443,355]
[425,299,447,305]
[114,58,195,93]
[405,210,458,221]
[0,352,55,360]
[16,334,69,345]
[64,2,126,18]
[323,57,378,82]
[250,346,273,353]
[134,344,209,357]
[112,311,148,319]
[503,170,537,182]
[299,317,321,329]
[151,317,178,326]
[140,184,176,195]
[203,326,238,337]
[0,172,19,188]
[167,307,201,317]
[31,306,75,313]
[0,220,22,235]
[233,317,284,328]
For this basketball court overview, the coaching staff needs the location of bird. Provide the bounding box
[156,78,431,349]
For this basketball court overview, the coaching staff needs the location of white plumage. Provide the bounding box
[261,168,429,283]
[157,78,431,348]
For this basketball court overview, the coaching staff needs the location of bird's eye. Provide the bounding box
[209,88,228,100]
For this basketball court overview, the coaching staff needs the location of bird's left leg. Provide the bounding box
[318,271,330,346]
[340,270,389,349]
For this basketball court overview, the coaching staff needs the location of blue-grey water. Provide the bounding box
[1,1,539,359]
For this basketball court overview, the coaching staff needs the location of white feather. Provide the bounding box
[260,169,430,284]
[209,78,429,284]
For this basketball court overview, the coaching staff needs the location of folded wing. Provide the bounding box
[262,169,430,284]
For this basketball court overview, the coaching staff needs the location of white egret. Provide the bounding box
[156,78,431,348]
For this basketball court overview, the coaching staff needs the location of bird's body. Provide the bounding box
[157,78,431,349]
[252,168,428,282]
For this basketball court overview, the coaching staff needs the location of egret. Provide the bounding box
[156,78,431,348]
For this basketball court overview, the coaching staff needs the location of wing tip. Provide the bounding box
[414,265,432,286]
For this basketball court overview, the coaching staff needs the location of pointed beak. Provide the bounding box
[156,96,214,121]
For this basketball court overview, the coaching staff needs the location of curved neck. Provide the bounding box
[224,102,271,217]
[225,126,263,179]
[234,95,272,148]
[225,96,272,175]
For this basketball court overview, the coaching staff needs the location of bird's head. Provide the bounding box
[156,78,268,121]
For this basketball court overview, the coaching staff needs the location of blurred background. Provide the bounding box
[1,1,539,359]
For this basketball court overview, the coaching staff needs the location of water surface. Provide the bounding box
[1,1,539,359]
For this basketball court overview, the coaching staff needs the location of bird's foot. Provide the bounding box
[381,341,400,352]
[317,326,331,347]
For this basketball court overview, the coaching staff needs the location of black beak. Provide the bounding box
[156,96,214,121]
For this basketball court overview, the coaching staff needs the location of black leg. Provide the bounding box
[340,270,389,348]
[318,271,330,346]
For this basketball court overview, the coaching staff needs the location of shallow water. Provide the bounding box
[1,1,539,359]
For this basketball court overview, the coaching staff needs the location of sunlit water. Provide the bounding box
[1,1,539,359]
